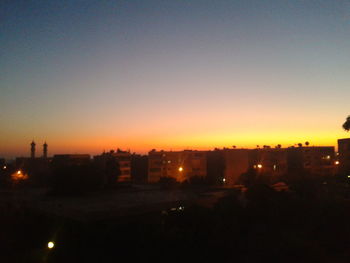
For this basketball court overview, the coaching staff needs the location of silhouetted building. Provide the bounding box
[52,154,91,167]
[15,141,51,184]
[249,148,288,176]
[30,141,36,159]
[207,146,336,185]
[131,154,148,183]
[113,149,131,182]
[206,149,225,185]
[148,150,207,183]
[210,147,288,186]
[338,138,350,175]
[0,158,5,169]
[43,142,48,158]
[287,146,335,176]
[222,149,250,185]
[94,149,131,183]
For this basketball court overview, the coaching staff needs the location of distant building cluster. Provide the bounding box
[147,146,337,185]
[2,139,350,187]
[148,150,206,183]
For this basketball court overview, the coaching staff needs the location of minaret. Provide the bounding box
[30,140,36,159]
[43,142,48,158]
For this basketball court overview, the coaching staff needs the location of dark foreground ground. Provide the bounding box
[2,182,350,263]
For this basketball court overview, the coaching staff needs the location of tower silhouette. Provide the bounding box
[30,140,36,159]
[43,142,48,158]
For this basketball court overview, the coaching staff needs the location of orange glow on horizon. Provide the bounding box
[1,130,346,159]
[1,114,349,158]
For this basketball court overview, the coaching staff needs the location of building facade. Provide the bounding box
[338,138,350,175]
[94,149,131,183]
[148,150,207,183]
[52,154,91,166]
[222,149,250,186]
[287,146,336,176]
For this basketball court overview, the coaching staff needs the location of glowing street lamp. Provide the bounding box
[257,164,263,169]
[178,167,183,172]
[222,178,226,183]
[11,170,28,181]
[47,241,55,249]
[335,161,340,165]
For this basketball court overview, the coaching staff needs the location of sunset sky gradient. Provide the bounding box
[1,0,350,158]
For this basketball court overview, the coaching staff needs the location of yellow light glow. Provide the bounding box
[222,178,226,182]
[48,241,54,249]
[178,167,183,172]
[11,170,28,181]
[335,161,340,165]
[3,166,6,169]
[257,164,263,169]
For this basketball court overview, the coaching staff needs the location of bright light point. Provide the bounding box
[3,166,6,169]
[48,241,55,249]
[17,170,21,175]
[257,164,263,169]
[222,178,226,182]
[178,167,183,172]
[347,175,350,178]
[335,161,340,165]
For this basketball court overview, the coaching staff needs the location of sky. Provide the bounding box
[1,0,350,158]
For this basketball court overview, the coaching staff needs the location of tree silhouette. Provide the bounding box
[343,116,350,131]
[305,141,310,146]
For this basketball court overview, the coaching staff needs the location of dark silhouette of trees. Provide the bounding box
[239,168,258,187]
[342,115,350,131]
[104,156,121,187]
[130,154,148,183]
[305,141,310,146]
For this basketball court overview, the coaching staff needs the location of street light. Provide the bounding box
[257,164,263,169]
[47,241,55,249]
[178,167,183,172]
